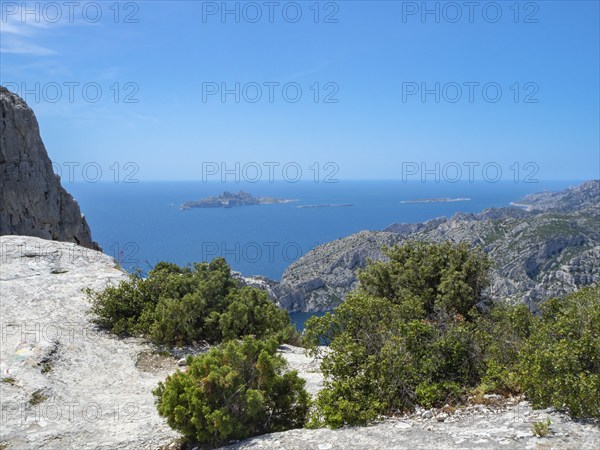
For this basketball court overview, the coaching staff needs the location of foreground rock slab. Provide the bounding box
[224,402,600,449]
[0,236,178,449]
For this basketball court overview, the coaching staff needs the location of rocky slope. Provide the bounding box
[274,231,403,311]
[0,87,98,249]
[0,236,177,449]
[0,235,323,449]
[274,181,599,312]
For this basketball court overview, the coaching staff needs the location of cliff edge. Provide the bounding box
[0,86,98,250]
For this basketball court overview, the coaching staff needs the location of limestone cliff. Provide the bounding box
[0,86,98,249]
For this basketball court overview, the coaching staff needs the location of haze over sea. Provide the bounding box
[69,180,581,280]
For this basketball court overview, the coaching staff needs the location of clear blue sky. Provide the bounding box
[1,1,599,181]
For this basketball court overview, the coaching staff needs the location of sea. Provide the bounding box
[68,180,581,329]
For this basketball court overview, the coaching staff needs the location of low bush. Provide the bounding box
[153,337,310,447]
[88,258,295,346]
[531,419,551,437]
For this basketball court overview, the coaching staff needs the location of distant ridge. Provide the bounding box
[271,181,599,311]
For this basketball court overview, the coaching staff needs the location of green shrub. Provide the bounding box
[86,275,154,336]
[305,241,491,427]
[518,286,600,417]
[416,381,462,408]
[219,287,293,342]
[473,302,533,394]
[88,258,294,346]
[29,389,47,405]
[357,241,490,319]
[531,418,551,437]
[153,337,310,447]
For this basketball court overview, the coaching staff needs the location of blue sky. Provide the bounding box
[1,1,599,181]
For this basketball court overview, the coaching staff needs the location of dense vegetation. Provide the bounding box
[304,242,600,427]
[304,242,492,426]
[87,258,296,346]
[89,243,599,446]
[518,287,599,417]
[153,337,310,447]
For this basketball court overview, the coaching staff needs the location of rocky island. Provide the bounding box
[180,191,296,210]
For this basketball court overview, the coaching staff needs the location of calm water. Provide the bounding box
[68,180,579,328]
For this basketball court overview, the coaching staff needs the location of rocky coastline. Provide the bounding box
[259,181,599,312]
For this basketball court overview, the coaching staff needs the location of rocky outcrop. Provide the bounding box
[275,181,599,312]
[0,236,177,449]
[233,272,281,302]
[0,86,98,250]
[274,231,403,311]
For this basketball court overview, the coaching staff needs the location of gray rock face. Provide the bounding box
[0,236,177,449]
[275,231,403,311]
[0,87,98,250]
[275,181,599,312]
[232,272,281,303]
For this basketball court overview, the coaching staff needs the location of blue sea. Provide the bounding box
[68,180,580,328]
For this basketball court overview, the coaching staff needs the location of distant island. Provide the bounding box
[180,191,296,210]
[400,197,471,204]
[297,204,354,209]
